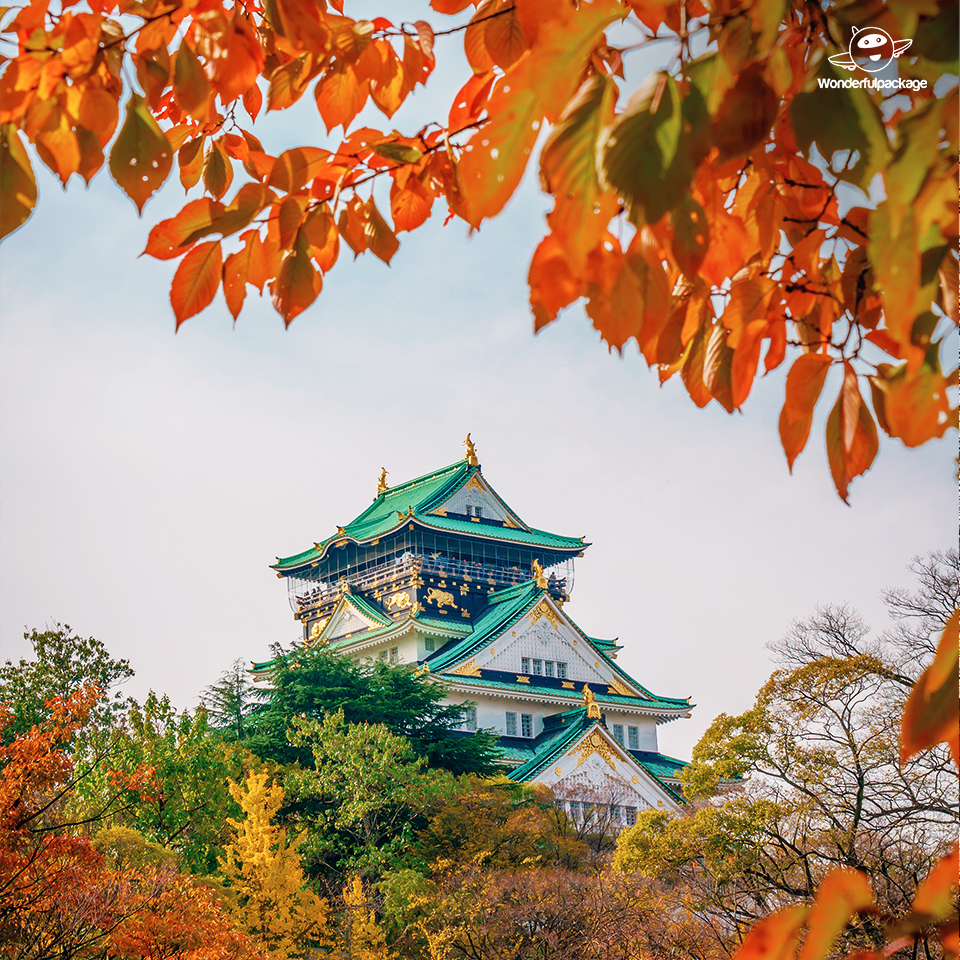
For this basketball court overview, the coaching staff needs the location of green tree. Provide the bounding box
[288,709,458,879]
[246,645,501,776]
[203,657,264,742]
[103,691,245,874]
[0,623,133,742]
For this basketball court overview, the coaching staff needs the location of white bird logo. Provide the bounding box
[828,25,912,74]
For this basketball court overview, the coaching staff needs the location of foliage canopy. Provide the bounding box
[1,0,956,498]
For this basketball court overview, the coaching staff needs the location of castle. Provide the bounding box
[264,437,693,821]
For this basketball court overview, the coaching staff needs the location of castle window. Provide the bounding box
[625,806,638,826]
[613,724,624,746]
[544,661,555,677]
[532,659,543,676]
[521,657,530,673]
[425,637,435,653]
[462,705,477,732]
[521,714,533,738]
[390,646,399,663]
[569,800,580,820]
[465,505,483,518]
[556,662,568,679]
[505,712,517,736]
[628,726,639,750]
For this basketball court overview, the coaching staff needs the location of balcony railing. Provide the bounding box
[288,554,573,613]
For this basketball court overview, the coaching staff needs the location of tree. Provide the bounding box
[0,623,133,742]
[0,685,264,960]
[103,690,245,874]
[1,1,955,498]
[203,657,264,742]
[717,608,958,960]
[288,708,458,879]
[246,645,501,776]
[220,771,331,959]
[614,562,959,952]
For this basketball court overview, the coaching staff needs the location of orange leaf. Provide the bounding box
[390,175,433,232]
[870,360,955,447]
[35,109,81,186]
[315,62,368,134]
[731,319,770,408]
[448,71,496,130]
[430,0,474,11]
[178,136,206,190]
[362,196,399,264]
[732,905,808,960]
[173,39,212,122]
[223,239,253,321]
[778,353,831,471]
[278,195,309,250]
[901,610,959,767]
[301,203,339,272]
[825,373,879,502]
[797,869,874,960]
[401,33,434,97]
[703,322,735,413]
[203,140,233,200]
[457,0,621,226]
[271,236,322,325]
[681,322,715,409]
[540,73,619,273]
[337,195,368,258]
[528,233,583,331]
[0,123,37,240]
[210,13,264,103]
[142,198,226,260]
[911,843,959,921]
[243,82,263,122]
[723,277,778,347]
[464,1,496,73]
[170,240,223,329]
[269,146,334,193]
[369,42,405,119]
[484,2,528,69]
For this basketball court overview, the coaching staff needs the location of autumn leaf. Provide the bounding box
[142,198,226,260]
[170,240,223,329]
[731,904,808,960]
[271,236,322,325]
[108,95,173,214]
[901,609,959,767]
[301,204,340,271]
[458,0,622,226]
[599,73,695,226]
[796,869,875,960]
[870,359,955,448]
[778,353,832,471]
[203,140,233,200]
[315,62,368,133]
[528,233,583,332]
[391,176,433,232]
[0,123,37,240]
[268,147,333,193]
[362,197,399,264]
[173,40,212,122]
[825,365,879,502]
[540,73,619,272]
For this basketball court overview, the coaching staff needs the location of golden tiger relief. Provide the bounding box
[425,588,456,608]
[386,591,412,610]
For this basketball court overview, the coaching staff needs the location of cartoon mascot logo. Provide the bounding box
[829,25,912,74]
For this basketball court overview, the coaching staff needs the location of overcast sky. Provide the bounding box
[0,12,955,760]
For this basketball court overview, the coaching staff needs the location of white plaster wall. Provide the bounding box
[444,692,544,737]
[596,711,659,752]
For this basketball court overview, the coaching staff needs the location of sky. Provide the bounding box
[0,9,956,761]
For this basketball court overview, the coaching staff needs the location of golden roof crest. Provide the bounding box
[582,684,602,719]
[463,433,479,466]
[376,467,389,497]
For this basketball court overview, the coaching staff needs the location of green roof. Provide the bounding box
[508,709,684,803]
[273,460,585,572]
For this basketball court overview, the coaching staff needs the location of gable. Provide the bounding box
[461,598,644,696]
[432,475,524,526]
[529,724,681,811]
[323,597,384,642]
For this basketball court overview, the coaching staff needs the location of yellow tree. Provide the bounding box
[220,771,329,960]
[335,876,390,960]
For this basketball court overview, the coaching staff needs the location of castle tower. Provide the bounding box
[267,439,694,818]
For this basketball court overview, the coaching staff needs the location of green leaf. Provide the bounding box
[108,95,173,214]
[598,73,694,225]
[371,142,424,164]
[790,62,890,191]
[0,123,37,240]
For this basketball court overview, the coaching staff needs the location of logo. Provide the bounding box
[829,25,912,74]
